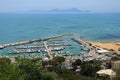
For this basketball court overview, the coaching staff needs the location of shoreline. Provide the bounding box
[88,41,120,51]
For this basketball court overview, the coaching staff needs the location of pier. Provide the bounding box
[0,33,73,49]
[43,42,53,60]
[8,49,41,54]
[72,37,90,50]
[72,37,98,61]
[16,46,44,49]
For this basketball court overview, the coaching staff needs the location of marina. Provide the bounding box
[3,34,75,60]
[0,34,115,62]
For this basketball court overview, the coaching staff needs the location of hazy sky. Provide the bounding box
[0,0,120,13]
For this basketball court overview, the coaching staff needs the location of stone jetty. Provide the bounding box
[0,33,73,49]
[72,37,98,61]
[72,37,90,50]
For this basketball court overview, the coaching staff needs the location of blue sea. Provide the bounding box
[0,13,120,56]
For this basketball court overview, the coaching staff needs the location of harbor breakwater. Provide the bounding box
[0,33,73,49]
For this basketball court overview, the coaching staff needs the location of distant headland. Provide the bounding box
[26,8,90,13]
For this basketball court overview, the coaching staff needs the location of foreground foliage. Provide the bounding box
[0,57,117,80]
[80,60,102,77]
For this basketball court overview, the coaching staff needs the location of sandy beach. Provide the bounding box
[88,41,120,51]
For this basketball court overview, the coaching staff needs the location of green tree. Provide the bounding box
[114,68,120,80]
[42,73,54,80]
[80,60,101,77]
[18,58,42,80]
[72,59,82,70]
[0,58,23,80]
[52,56,65,66]
[111,56,120,61]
